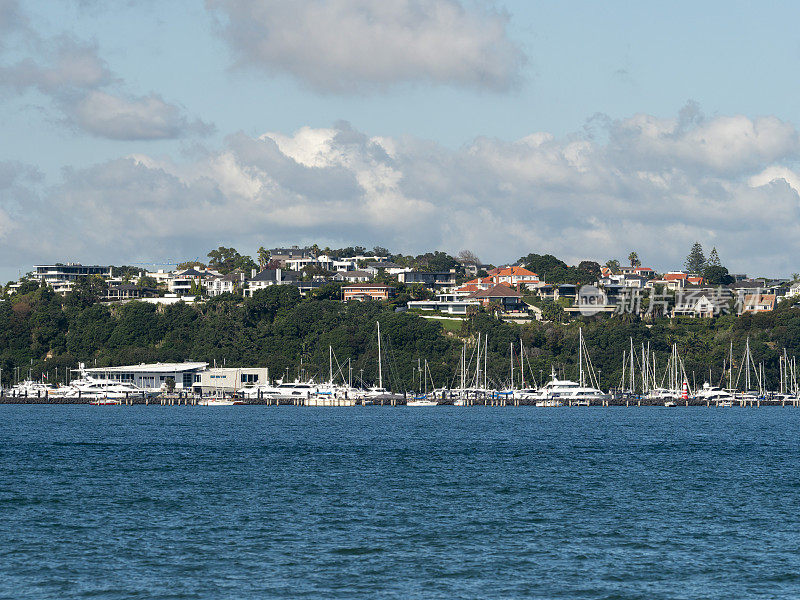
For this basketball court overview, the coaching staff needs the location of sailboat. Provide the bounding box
[364,321,389,400]
[407,359,438,406]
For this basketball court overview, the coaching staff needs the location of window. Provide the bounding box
[241,373,259,383]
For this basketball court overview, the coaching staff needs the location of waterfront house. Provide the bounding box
[396,270,457,290]
[466,283,525,310]
[618,266,655,278]
[487,266,540,289]
[786,282,800,299]
[672,290,732,318]
[168,267,218,295]
[740,293,776,315]
[334,270,374,283]
[268,246,313,267]
[29,263,113,295]
[245,268,299,297]
[407,293,480,315]
[33,263,112,284]
[104,284,159,302]
[342,284,395,301]
[647,278,684,292]
[204,272,246,297]
[364,262,411,276]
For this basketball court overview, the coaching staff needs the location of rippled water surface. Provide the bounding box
[2,406,800,599]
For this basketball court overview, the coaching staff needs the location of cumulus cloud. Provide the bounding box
[7,106,800,279]
[0,15,210,140]
[206,0,525,92]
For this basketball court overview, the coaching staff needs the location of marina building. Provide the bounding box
[192,367,270,394]
[80,362,209,392]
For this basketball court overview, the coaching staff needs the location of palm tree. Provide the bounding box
[628,252,641,267]
[257,246,269,269]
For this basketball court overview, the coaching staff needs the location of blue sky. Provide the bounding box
[2,0,800,281]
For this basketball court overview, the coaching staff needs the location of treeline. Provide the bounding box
[3,283,800,392]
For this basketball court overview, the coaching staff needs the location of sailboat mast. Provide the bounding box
[510,342,514,389]
[579,327,584,387]
[728,341,733,390]
[630,338,635,393]
[377,321,383,389]
[745,338,751,391]
[476,332,481,388]
[520,338,525,389]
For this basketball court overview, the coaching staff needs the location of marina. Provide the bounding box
[4,325,799,408]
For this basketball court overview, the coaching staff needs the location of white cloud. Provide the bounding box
[0,15,211,140]
[0,37,113,92]
[206,0,525,92]
[6,107,800,279]
[67,90,213,140]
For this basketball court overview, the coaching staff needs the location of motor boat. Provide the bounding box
[695,382,735,404]
[64,376,143,399]
[8,380,64,398]
[531,367,608,405]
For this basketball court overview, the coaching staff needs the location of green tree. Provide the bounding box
[578,261,601,278]
[708,247,721,267]
[685,242,706,274]
[628,252,641,267]
[541,301,566,323]
[257,246,270,269]
[703,265,734,285]
[605,259,620,274]
[177,261,206,270]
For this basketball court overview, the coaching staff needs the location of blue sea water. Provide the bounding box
[1,406,800,599]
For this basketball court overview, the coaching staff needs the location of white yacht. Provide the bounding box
[64,376,143,399]
[243,384,282,400]
[9,380,64,398]
[531,370,608,406]
[695,383,735,403]
[274,381,318,399]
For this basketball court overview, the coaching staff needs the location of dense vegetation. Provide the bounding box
[3,282,800,393]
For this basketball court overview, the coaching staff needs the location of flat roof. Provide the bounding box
[84,362,208,373]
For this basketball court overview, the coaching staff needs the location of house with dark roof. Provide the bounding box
[104,284,159,302]
[244,268,299,297]
[168,268,217,294]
